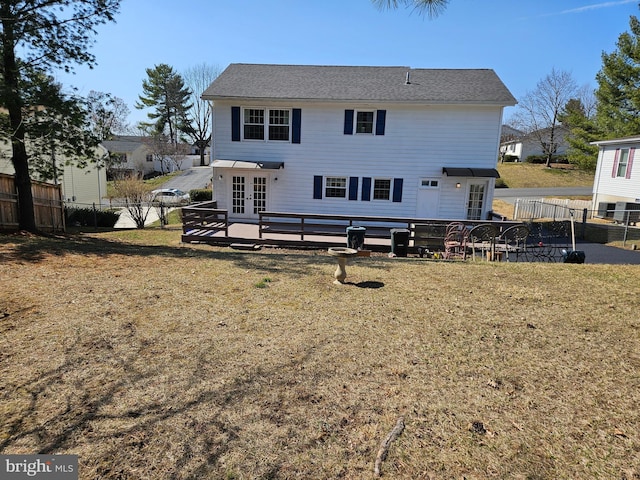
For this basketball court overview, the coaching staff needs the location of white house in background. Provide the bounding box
[101,135,203,177]
[500,125,570,162]
[591,136,640,222]
[202,64,516,222]
[0,145,107,207]
[101,135,154,177]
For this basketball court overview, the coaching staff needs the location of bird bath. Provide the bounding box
[328,247,358,284]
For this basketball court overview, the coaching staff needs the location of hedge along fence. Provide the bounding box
[0,173,64,232]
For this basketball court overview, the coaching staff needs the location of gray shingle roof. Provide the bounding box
[202,64,516,106]
[101,135,147,153]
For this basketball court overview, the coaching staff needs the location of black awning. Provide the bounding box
[212,159,284,170]
[442,167,500,178]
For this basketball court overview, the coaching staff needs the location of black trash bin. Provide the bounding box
[390,228,410,257]
[346,226,366,250]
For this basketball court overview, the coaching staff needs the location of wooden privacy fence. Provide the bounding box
[0,173,64,232]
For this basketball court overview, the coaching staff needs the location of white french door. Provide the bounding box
[232,174,268,219]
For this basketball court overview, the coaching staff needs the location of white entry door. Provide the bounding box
[232,174,268,219]
[416,178,440,218]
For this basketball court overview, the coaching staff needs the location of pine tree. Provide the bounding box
[560,98,602,172]
[136,64,193,145]
[0,0,120,232]
[596,13,640,137]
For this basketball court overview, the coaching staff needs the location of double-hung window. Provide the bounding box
[325,177,347,198]
[356,111,374,134]
[243,108,290,141]
[617,149,630,177]
[269,109,290,140]
[243,108,265,140]
[372,179,391,200]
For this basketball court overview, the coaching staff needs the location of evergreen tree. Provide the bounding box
[0,0,120,232]
[596,13,640,137]
[136,64,193,145]
[560,98,602,172]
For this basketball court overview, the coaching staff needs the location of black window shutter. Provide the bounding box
[344,110,354,135]
[348,177,359,200]
[392,178,403,202]
[313,176,323,199]
[231,106,241,141]
[361,177,371,201]
[375,110,386,136]
[292,108,301,144]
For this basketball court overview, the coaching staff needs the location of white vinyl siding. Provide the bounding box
[212,100,503,219]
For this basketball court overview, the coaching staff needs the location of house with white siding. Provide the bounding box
[202,64,516,222]
[591,136,640,222]
[0,144,107,207]
[499,125,570,163]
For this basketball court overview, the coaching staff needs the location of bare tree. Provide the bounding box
[510,68,578,167]
[183,63,221,166]
[86,91,131,140]
[110,176,153,229]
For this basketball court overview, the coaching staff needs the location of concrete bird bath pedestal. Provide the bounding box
[328,247,358,284]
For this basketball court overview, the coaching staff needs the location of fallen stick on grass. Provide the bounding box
[374,415,405,478]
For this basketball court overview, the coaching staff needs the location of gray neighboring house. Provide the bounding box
[203,64,516,221]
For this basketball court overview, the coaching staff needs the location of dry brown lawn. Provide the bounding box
[1,232,639,479]
[496,163,594,189]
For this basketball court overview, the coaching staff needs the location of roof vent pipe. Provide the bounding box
[405,71,411,85]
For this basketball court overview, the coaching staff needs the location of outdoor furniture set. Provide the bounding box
[438,220,573,262]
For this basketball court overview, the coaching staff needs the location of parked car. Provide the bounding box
[150,188,190,206]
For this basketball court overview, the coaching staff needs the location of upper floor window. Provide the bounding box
[146,154,153,162]
[616,149,630,177]
[356,111,374,134]
[344,109,386,136]
[243,108,290,141]
[243,108,265,140]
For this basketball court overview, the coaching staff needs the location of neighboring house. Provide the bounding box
[591,136,640,222]
[202,64,516,222]
[499,125,524,160]
[500,125,570,162]
[101,135,203,177]
[101,135,155,177]
[0,145,107,207]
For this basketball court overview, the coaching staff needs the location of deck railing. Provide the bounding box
[181,201,228,237]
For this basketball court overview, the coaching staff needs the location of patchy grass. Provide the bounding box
[1,232,639,479]
[497,163,594,189]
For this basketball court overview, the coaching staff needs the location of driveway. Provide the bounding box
[162,166,212,191]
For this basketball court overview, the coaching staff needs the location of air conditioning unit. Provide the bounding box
[613,202,640,224]
[596,202,616,218]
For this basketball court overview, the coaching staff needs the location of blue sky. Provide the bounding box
[56,0,640,126]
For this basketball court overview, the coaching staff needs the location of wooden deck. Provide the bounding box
[180,205,521,254]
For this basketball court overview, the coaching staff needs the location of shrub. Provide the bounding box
[525,154,569,164]
[494,178,507,188]
[65,207,120,228]
[525,155,547,164]
[189,188,213,202]
[502,155,519,163]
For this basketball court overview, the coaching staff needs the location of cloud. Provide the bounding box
[556,0,637,15]
[529,0,637,18]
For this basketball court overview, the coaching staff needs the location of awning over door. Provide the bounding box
[442,167,500,178]
[212,159,284,170]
